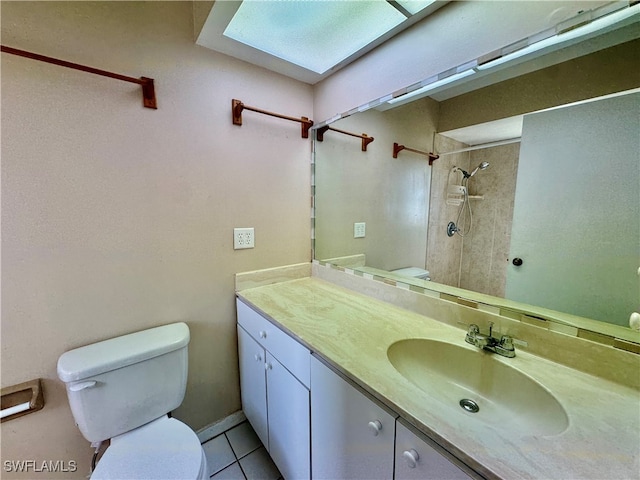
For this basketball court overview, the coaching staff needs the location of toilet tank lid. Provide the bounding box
[57,322,190,383]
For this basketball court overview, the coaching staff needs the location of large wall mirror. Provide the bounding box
[313,8,639,343]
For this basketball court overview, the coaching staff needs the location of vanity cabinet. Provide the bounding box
[395,419,475,480]
[310,355,396,480]
[236,300,310,480]
[237,297,478,480]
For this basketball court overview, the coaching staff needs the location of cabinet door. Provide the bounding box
[395,420,473,480]
[266,353,310,480]
[237,299,310,387]
[237,325,269,449]
[311,356,395,480]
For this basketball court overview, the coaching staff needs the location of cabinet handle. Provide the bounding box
[367,420,382,436]
[254,353,262,362]
[259,330,267,339]
[403,449,419,469]
[264,362,272,371]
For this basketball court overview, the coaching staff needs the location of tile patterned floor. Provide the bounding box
[201,421,283,480]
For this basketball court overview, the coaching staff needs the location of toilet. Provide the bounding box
[57,323,208,480]
[390,267,431,281]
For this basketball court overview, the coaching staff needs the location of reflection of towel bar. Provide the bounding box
[393,143,439,165]
[1,378,45,422]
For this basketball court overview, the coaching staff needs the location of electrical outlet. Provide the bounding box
[234,228,254,249]
[354,222,366,238]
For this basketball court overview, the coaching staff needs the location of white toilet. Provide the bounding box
[390,267,431,281]
[57,322,208,480]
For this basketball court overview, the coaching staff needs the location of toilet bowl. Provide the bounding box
[91,416,208,480]
[57,323,207,479]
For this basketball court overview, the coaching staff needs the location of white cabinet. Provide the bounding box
[238,298,479,480]
[265,352,310,480]
[237,300,310,480]
[395,419,475,480]
[237,326,269,447]
[310,355,396,480]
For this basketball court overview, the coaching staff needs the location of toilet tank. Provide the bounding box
[57,323,190,443]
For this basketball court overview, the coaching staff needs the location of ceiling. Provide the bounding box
[194,1,639,145]
[195,0,447,84]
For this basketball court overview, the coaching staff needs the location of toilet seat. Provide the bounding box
[91,416,207,480]
[391,267,430,280]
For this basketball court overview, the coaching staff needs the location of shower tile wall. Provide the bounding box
[426,135,469,286]
[460,143,520,297]
[427,135,519,297]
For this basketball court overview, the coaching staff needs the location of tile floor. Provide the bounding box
[201,421,283,480]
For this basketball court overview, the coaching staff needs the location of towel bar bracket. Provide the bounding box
[316,125,374,152]
[1,45,158,109]
[393,142,439,165]
[232,99,313,139]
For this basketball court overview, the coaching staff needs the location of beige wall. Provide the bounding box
[1,2,312,477]
[438,38,640,132]
[314,98,438,271]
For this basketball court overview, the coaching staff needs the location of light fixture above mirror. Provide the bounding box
[353,1,640,114]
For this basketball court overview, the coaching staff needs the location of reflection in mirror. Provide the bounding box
[314,23,639,341]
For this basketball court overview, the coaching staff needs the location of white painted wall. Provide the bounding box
[1,2,312,477]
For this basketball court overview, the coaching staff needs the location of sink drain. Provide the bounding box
[459,399,479,413]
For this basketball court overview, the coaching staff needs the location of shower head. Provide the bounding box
[468,161,490,177]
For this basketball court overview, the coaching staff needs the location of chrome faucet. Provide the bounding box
[465,322,515,358]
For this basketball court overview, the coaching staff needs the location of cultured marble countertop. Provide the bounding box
[237,277,640,480]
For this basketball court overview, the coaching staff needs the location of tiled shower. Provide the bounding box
[427,134,520,297]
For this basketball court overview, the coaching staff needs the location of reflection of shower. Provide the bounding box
[447,162,490,237]
[462,161,490,178]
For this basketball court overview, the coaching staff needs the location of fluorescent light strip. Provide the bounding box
[387,69,475,104]
[386,3,638,106]
[477,3,640,70]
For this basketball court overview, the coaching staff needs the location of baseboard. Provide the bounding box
[196,410,247,443]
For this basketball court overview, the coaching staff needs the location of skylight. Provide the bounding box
[223,1,434,74]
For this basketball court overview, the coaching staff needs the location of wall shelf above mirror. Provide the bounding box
[312,3,640,345]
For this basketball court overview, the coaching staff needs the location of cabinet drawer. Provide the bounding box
[395,419,475,480]
[237,299,310,388]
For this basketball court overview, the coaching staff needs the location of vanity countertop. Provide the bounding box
[237,276,640,480]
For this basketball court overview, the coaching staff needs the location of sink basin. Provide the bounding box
[387,339,568,436]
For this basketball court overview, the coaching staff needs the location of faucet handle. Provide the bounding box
[496,335,516,358]
[465,324,480,346]
[499,335,514,350]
